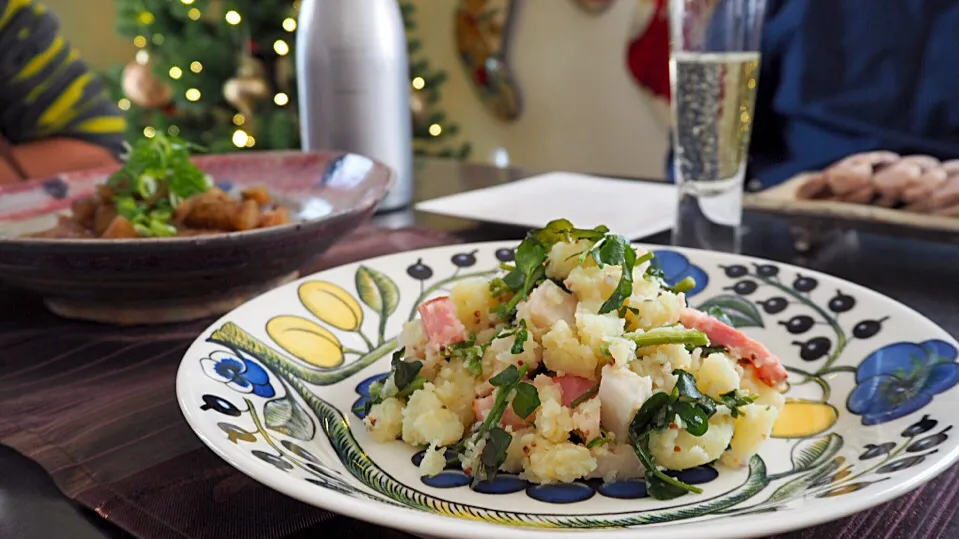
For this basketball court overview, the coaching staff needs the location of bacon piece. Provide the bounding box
[552,375,597,408]
[679,308,787,388]
[417,297,467,348]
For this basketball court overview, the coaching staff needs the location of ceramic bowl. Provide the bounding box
[0,151,393,324]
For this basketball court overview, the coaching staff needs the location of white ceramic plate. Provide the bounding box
[176,241,959,539]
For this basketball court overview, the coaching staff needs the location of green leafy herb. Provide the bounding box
[593,237,645,315]
[704,305,734,327]
[569,384,599,409]
[628,369,736,500]
[531,218,608,248]
[512,382,540,419]
[624,327,709,348]
[719,390,758,418]
[510,321,529,355]
[477,427,513,485]
[493,236,549,321]
[461,364,539,486]
[489,277,511,299]
[357,348,421,415]
[669,276,697,294]
[106,133,210,237]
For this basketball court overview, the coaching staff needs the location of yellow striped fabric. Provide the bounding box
[0,0,126,156]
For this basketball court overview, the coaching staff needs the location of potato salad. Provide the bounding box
[359,220,786,499]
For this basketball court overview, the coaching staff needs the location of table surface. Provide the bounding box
[2,156,958,539]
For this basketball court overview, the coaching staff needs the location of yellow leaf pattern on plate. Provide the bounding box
[772,399,839,439]
[298,281,364,332]
[266,315,344,368]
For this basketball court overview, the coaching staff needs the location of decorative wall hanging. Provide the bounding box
[627,0,670,101]
[455,0,522,121]
[572,0,615,13]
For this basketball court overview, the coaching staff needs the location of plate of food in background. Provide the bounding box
[0,134,393,325]
[744,152,959,243]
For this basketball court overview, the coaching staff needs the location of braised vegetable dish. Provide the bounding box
[27,134,290,239]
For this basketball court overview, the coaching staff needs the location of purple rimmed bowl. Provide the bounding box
[0,150,393,325]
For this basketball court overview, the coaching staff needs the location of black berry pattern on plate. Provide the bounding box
[781,315,815,334]
[495,248,515,262]
[758,297,789,314]
[794,336,832,362]
[452,250,479,268]
[828,291,856,313]
[852,317,888,340]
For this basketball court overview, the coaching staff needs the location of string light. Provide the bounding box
[138,12,155,25]
[152,34,164,45]
[168,125,180,136]
[282,18,297,32]
[118,98,131,111]
[133,35,147,48]
[225,10,242,25]
[273,40,290,56]
[135,50,150,64]
[180,0,195,4]
[143,126,157,138]
[245,136,256,148]
[274,92,289,106]
[185,88,201,102]
[188,8,201,20]
[233,114,246,126]
[190,61,203,73]
[428,123,443,136]
[232,130,249,147]
[169,66,183,79]
[412,77,425,90]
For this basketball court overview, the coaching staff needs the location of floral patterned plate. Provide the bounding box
[176,242,959,539]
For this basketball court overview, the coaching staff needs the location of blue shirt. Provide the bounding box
[669,0,959,187]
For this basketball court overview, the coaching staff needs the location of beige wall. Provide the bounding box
[45,0,668,179]
[412,0,669,179]
[42,0,135,69]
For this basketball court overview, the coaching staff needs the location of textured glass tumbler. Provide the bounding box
[669,0,767,252]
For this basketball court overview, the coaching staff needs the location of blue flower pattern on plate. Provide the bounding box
[200,351,276,398]
[847,340,959,425]
[651,250,709,297]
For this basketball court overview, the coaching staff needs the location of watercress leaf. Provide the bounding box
[673,401,709,436]
[502,269,525,291]
[531,219,609,248]
[646,472,694,500]
[510,325,529,355]
[628,392,671,442]
[389,348,420,390]
[489,365,521,387]
[511,382,540,419]
[673,370,704,401]
[595,234,629,266]
[480,427,512,471]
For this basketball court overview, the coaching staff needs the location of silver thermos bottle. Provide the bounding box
[296,0,413,212]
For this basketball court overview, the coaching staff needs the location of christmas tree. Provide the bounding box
[107,0,469,158]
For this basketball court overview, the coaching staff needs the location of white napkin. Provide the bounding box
[415,172,677,239]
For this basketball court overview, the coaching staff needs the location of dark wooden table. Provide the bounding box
[2,157,958,539]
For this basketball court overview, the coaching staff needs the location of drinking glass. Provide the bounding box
[669,0,767,252]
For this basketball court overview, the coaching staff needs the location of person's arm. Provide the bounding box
[0,0,125,185]
[0,137,118,184]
